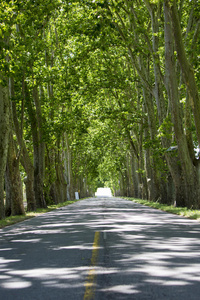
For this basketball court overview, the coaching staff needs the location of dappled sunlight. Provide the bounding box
[1,198,200,299]
[10,239,42,243]
[1,278,32,289]
[100,284,139,295]
[7,266,89,279]
[52,245,102,251]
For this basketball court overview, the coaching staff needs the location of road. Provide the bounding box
[1,197,200,299]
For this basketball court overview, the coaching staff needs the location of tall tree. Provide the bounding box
[0,82,10,219]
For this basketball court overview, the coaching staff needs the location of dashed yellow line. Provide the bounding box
[84,231,100,300]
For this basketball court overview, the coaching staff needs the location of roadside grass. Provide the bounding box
[0,200,79,229]
[126,197,200,221]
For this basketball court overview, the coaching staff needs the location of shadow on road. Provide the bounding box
[1,198,200,299]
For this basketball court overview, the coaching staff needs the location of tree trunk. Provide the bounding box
[45,147,57,204]
[63,133,74,200]
[10,78,36,211]
[168,0,200,147]
[144,1,167,125]
[55,141,67,203]
[164,0,200,208]
[130,152,140,198]
[0,82,10,219]
[143,88,161,201]
[25,82,46,208]
[33,86,46,208]
[5,132,25,216]
[24,173,36,211]
[126,153,135,197]
[5,170,11,217]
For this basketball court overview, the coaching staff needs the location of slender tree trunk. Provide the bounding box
[168,0,200,147]
[25,82,46,208]
[6,79,24,217]
[5,132,25,216]
[33,86,46,208]
[164,0,200,208]
[144,1,167,125]
[55,140,68,203]
[185,92,196,163]
[143,88,161,201]
[5,164,11,217]
[0,82,10,219]
[127,153,135,197]
[45,147,58,204]
[63,133,74,200]
[24,173,36,211]
[10,78,36,211]
[130,152,140,198]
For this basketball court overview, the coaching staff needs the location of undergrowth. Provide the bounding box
[126,198,200,221]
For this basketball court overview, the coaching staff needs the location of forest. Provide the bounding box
[0,0,200,219]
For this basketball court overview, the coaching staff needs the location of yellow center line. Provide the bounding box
[84,231,100,300]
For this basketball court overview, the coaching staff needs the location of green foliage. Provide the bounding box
[157,115,173,140]
[1,0,200,210]
[127,198,200,221]
[0,200,80,229]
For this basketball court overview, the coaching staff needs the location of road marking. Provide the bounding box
[84,231,100,300]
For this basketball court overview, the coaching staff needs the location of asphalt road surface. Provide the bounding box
[1,197,200,300]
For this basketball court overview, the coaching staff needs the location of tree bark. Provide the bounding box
[63,133,74,200]
[164,0,200,208]
[144,0,167,125]
[25,82,46,208]
[142,77,161,201]
[32,86,47,208]
[130,152,140,198]
[55,140,67,203]
[10,78,36,211]
[5,132,25,216]
[168,0,200,147]
[0,82,10,219]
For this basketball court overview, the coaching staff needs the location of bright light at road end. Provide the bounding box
[95,188,112,197]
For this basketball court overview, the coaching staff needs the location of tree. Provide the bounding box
[1,0,200,216]
[0,1,13,219]
[0,82,10,219]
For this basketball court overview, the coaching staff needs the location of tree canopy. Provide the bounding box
[0,0,200,218]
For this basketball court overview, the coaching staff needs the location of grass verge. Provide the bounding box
[0,200,79,229]
[126,197,200,221]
